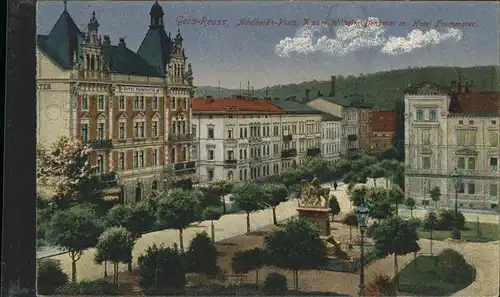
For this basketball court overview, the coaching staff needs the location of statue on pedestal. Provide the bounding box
[299,176,330,207]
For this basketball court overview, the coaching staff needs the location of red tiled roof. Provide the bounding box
[192,98,284,113]
[458,92,499,114]
[371,110,397,132]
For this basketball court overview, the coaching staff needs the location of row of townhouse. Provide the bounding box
[405,80,500,209]
[192,96,324,184]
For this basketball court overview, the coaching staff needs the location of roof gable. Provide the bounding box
[103,45,162,77]
[137,27,172,75]
[42,10,84,69]
[405,82,451,95]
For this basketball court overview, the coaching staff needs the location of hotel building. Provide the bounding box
[36,1,196,203]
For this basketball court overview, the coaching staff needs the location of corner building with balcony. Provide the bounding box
[36,2,196,203]
[192,97,286,184]
[404,81,500,209]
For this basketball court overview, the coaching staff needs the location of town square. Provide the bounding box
[32,1,499,296]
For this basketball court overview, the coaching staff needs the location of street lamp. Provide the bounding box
[450,168,462,240]
[355,204,370,297]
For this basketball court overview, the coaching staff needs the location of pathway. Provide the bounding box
[47,178,498,285]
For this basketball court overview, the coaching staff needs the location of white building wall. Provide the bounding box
[405,89,500,209]
[321,120,342,162]
[193,111,323,185]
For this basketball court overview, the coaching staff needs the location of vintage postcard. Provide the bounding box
[34,1,499,296]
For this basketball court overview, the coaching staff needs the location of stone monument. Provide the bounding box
[297,176,332,236]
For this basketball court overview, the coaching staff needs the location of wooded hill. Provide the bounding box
[195,66,499,110]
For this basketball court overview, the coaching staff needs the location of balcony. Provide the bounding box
[173,161,197,175]
[281,148,297,158]
[97,171,119,188]
[168,134,194,142]
[88,139,113,150]
[223,159,238,169]
[249,156,262,163]
[348,134,358,141]
[249,136,262,143]
[306,148,321,157]
[283,135,293,142]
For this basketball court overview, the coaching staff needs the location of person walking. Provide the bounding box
[333,181,338,191]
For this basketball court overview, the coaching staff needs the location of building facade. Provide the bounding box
[307,76,372,156]
[192,97,285,184]
[371,110,397,153]
[36,2,196,202]
[358,107,373,153]
[269,99,323,167]
[404,81,499,209]
[321,114,343,163]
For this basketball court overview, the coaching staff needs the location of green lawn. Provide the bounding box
[417,221,499,242]
[398,255,475,296]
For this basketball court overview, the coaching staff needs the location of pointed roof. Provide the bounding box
[38,8,84,69]
[103,44,160,77]
[137,26,172,75]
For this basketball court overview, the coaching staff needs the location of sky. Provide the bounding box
[38,1,499,89]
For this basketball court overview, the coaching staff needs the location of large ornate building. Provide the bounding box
[404,81,499,209]
[36,1,196,203]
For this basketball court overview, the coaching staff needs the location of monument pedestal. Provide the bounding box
[297,207,331,236]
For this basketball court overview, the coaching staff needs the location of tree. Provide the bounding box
[328,196,341,221]
[369,216,420,290]
[156,189,202,252]
[230,183,267,233]
[264,218,328,290]
[209,180,234,213]
[430,186,441,208]
[201,207,222,242]
[405,197,416,217]
[36,136,93,203]
[46,204,103,281]
[94,227,135,284]
[137,244,186,294]
[422,210,438,256]
[387,185,405,215]
[263,183,289,225]
[231,248,265,286]
[37,259,69,295]
[366,187,394,222]
[341,212,358,242]
[185,232,218,275]
[348,185,370,207]
[106,202,156,272]
[366,164,386,187]
[379,159,400,188]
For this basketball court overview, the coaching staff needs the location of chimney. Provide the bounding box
[330,76,336,97]
[118,37,126,47]
[305,89,310,101]
[103,35,111,46]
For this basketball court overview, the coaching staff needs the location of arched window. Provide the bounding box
[86,54,90,69]
[135,183,142,202]
[228,170,233,181]
[90,55,95,70]
[171,147,176,163]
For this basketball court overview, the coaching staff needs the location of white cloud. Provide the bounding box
[275,18,463,57]
[381,28,463,55]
